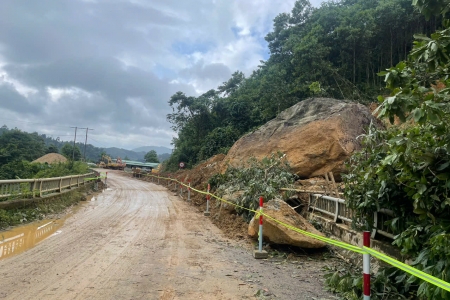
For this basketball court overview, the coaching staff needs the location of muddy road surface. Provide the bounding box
[0,171,336,300]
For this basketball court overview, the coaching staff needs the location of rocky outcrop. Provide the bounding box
[223,98,381,179]
[248,199,326,248]
[221,190,244,212]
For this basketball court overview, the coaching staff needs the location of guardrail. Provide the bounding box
[309,194,395,239]
[0,173,95,199]
[281,187,396,240]
[140,173,450,295]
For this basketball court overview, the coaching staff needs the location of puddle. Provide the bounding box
[85,194,96,202]
[0,219,65,261]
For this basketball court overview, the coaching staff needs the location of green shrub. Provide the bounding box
[209,152,295,221]
[33,161,90,178]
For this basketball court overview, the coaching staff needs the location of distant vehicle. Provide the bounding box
[151,164,161,173]
[98,155,126,170]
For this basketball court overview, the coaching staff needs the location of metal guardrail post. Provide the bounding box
[371,211,378,239]
[188,181,191,202]
[334,198,339,222]
[363,231,371,300]
[371,210,395,239]
[204,184,211,216]
[32,179,37,198]
[39,180,43,198]
[180,180,183,198]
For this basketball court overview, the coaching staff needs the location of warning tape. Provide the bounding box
[85,176,106,181]
[364,247,450,292]
[142,173,450,292]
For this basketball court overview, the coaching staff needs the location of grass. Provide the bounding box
[0,184,94,230]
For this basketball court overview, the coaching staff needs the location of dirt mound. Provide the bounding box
[167,154,225,188]
[162,154,249,241]
[33,153,68,164]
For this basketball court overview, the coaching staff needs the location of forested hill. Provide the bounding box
[0,126,170,179]
[164,0,440,170]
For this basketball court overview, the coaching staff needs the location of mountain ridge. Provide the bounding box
[132,146,172,155]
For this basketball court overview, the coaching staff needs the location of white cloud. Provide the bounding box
[47,87,93,103]
[0,0,323,149]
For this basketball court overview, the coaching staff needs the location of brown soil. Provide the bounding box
[158,154,251,242]
[0,170,338,299]
[32,153,68,164]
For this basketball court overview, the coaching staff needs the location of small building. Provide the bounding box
[120,160,159,172]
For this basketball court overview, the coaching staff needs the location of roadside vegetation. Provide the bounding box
[209,152,295,221]
[333,1,450,299]
[163,0,450,299]
[0,128,91,180]
[163,0,440,171]
[0,188,90,230]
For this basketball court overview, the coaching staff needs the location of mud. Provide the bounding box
[0,219,65,261]
[0,170,337,300]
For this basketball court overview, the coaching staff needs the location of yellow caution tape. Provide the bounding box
[143,174,450,291]
[85,176,107,180]
[364,247,450,292]
[146,174,362,253]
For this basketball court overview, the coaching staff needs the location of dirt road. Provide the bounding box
[0,171,336,300]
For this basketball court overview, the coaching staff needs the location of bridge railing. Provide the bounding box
[0,173,95,200]
[309,193,395,239]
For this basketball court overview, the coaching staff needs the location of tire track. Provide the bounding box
[0,171,258,300]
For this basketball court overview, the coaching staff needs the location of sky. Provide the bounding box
[0,0,323,150]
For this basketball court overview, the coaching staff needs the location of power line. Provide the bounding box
[70,127,78,161]
[83,128,94,161]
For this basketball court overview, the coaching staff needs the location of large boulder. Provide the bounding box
[223,98,381,179]
[248,199,326,248]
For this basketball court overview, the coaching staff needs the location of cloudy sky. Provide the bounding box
[0,0,323,150]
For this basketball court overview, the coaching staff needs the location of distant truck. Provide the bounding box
[98,155,126,170]
[151,164,161,173]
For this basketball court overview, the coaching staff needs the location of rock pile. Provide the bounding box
[223,98,381,179]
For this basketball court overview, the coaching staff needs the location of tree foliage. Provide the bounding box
[165,0,439,171]
[209,152,295,221]
[343,1,450,298]
[144,150,159,163]
[0,127,91,179]
[46,144,59,154]
[61,143,82,161]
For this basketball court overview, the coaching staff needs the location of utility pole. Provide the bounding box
[70,127,78,161]
[83,128,94,162]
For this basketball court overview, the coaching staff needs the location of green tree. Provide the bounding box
[61,143,81,161]
[45,144,59,154]
[164,0,439,172]
[0,129,46,179]
[144,150,159,163]
[343,1,450,298]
